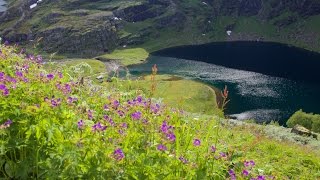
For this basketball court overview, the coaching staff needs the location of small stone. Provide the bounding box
[96,75,104,80]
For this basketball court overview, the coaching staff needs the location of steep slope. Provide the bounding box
[1,44,320,179]
[1,0,320,56]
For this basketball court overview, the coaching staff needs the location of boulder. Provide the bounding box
[96,75,105,83]
[36,19,118,56]
[291,125,317,139]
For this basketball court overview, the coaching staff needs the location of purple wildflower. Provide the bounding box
[104,115,115,126]
[193,139,201,146]
[242,170,249,176]
[117,110,125,118]
[77,120,85,130]
[136,96,143,103]
[210,145,216,153]
[219,152,227,158]
[67,97,77,104]
[62,83,71,94]
[244,161,250,167]
[56,83,62,89]
[131,111,142,120]
[0,72,4,81]
[151,104,161,114]
[257,176,266,180]
[3,120,12,126]
[36,55,43,63]
[108,119,115,126]
[166,132,176,142]
[142,119,149,124]
[0,119,12,129]
[118,129,124,135]
[15,71,23,78]
[127,100,134,106]
[0,84,6,90]
[50,98,61,107]
[113,148,125,161]
[250,160,255,166]
[103,104,109,111]
[88,110,93,120]
[228,169,236,180]
[121,123,128,129]
[113,100,120,109]
[157,144,167,151]
[179,156,188,164]
[160,121,172,134]
[27,54,35,61]
[100,125,107,131]
[2,89,9,96]
[47,74,54,80]
[58,72,63,78]
[244,160,255,168]
[103,115,110,120]
[23,64,29,71]
[5,76,17,83]
[92,122,107,132]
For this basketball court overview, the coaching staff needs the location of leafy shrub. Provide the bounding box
[287,110,320,133]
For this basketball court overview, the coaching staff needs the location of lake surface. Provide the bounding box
[127,42,320,125]
[0,0,7,12]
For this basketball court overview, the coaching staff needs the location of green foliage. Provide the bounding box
[45,59,107,77]
[287,109,320,133]
[261,123,320,149]
[98,48,149,66]
[1,45,320,179]
[268,120,280,127]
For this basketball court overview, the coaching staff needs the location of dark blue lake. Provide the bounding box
[128,42,320,125]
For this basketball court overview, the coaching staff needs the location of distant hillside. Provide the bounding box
[1,0,320,56]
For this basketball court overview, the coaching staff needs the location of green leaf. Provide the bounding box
[36,126,41,140]
[5,161,16,178]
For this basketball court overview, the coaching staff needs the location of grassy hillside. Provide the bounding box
[1,0,320,56]
[1,44,320,179]
[97,48,149,66]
